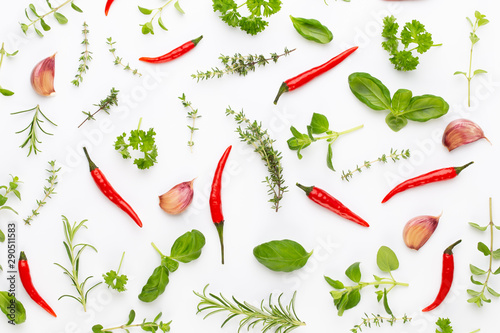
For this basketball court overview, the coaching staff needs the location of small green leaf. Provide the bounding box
[382,289,393,316]
[290,16,333,44]
[453,71,467,76]
[492,249,500,260]
[253,239,312,272]
[35,27,44,37]
[162,257,179,273]
[385,113,407,132]
[467,289,480,296]
[326,143,334,171]
[348,72,392,111]
[470,264,487,275]
[470,33,480,45]
[71,2,83,12]
[29,4,40,17]
[309,113,329,134]
[126,310,136,325]
[469,222,488,231]
[0,292,26,324]
[174,1,185,14]
[40,18,51,31]
[54,12,68,24]
[375,290,383,302]
[345,262,361,283]
[466,17,473,28]
[343,289,361,312]
[158,17,168,31]
[487,286,500,297]
[377,246,399,272]
[477,242,491,256]
[0,88,14,96]
[92,325,104,333]
[478,18,489,27]
[324,276,344,289]
[141,22,154,35]
[391,89,412,112]
[330,290,345,300]
[470,275,483,285]
[20,23,29,34]
[493,266,500,275]
[0,229,5,242]
[138,265,169,302]
[473,69,487,76]
[138,6,153,15]
[169,229,206,263]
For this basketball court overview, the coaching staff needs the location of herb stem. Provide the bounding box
[315,124,363,141]
[0,43,5,75]
[25,0,72,29]
[137,117,143,131]
[467,20,478,107]
[152,0,174,21]
[151,242,165,258]
[479,197,494,296]
[117,252,125,275]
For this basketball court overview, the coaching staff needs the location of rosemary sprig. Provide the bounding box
[0,42,19,96]
[78,88,119,128]
[192,48,295,81]
[106,38,142,77]
[54,216,101,312]
[351,313,411,332]
[71,22,92,87]
[11,105,57,156]
[179,93,201,152]
[138,0,185,35]
[24,161,60,225]
[194,285,305,333]
[226,107,287,212]
[341,148,410,181]
[92,309,171,333]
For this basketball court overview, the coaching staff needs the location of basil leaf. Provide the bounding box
[376,246,399,272]
[345,262,361,283]
[391,89,412,113]
[348,72,392,111]
[162,257,179,272]
[385,113,407,132]
[253,239,312,272]
[169,229,206,263]
[400,95,449,122]
[0,291,26,324]
[138,265,169,302]
[310,113,329,134]
[290,16,333,44]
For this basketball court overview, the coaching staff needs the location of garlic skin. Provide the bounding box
[403,214,440,250]
[159,179,195,215]
[31,53,56,96]
[442,119,489,152]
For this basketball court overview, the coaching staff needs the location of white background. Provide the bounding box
[0,0,499,332]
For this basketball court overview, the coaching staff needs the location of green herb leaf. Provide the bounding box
[40,18,51,31]
[376,246,399,272]
[470,264,487,276]
[492,249,500,260]
[71,2,83,12]
[162,257,179,272]
[126,310,136,325]
[103,270,128,292]
[92,324,104,333]
[326,143,334,171]
[138,6,153,15]
[290,16,333,44]
[435,317,453,333]
[0,88,14,96]
[382,289,393,315]
[324,276,344,289]
[310,113,330,134]
[385,113,408,132]
[138,265,169,302]
[391,89,412,113]
[487,286,500,297]
[477,242,491,256]
[399,95,449,122]
[253,239,312,272]
[0,230,4,242]
[169,229,206,263]
[345,262,361,283]
[473,69,487,75]
[54,12,68,24]
[470,275,483,285]
[348,72,392,111]
[158,17,168,31]
[0,291,26,324]
[469,222,488,231]
[174,1,185,14]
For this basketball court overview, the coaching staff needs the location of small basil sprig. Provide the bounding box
[348,72,449,132]
[290,16,333,44]
[287,113,363,171]
[324,246,408,316]
[253,239,313,272]
[139,230,205,302]
[92,309,171,333]
[0,291,26,324]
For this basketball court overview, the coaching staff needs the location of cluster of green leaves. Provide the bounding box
[0,42,18,96]
[0,291,26,324]
[287,113,363,171]
[468,197,500,307]
[253,239,312,273]
[79,88,119,128]
[381,15,441,71]
[349,72,449,132]
[341,149,410,181]
[71,22,92,87]
[93,309,171,333]
[454,11,489,107]
[351,313,411,333]
[24,160,60,225]
[106,38,142,77]
[179,93,201,152]
[114,118,158,170]
[103,252,128,292]
[138,0,185,35]
[290,16,332,44]
[194,284,305,333]
[11,105,57,156]
[139,230,205,303]
[192,48,294,81]
[0,175,21,249]
[226,107,287,212]
[435,317,480,333]
[212,0,282,35]
[324,246,408,316]
[20,0,82,37]
[54,216,101,312]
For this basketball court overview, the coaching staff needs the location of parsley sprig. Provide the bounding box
[114,118,158,170]
[382,16,441,71]
[436,317,480,333]
[103,252,128,292]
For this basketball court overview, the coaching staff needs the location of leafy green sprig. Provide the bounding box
[114,118,158,170]
[0,42,18,96]
[106,38,142,77]
[341,149,410,181]
[54,216,101,312]
[454,11,489,107]
[194,284,305,332]
[436,317,480,333]
[381,15,441,71]
[20,0,82,37]
[71,22,92,87]
[226,107,287,212]
[24,160,60,225]
[103,252,128,292]
[351,313,411,333]
[138,0,185,35]
[468,197,500,307]
[192,48,295,81]
[325,246,408,316]
[78,88,119,128]
[92,309,171,333]
[0,175,22,247]
[11,105,57,156]
[179,94,201,152]
[288,113,363,171]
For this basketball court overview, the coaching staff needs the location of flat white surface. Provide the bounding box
[0,0,499,332]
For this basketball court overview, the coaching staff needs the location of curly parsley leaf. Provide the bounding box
[247,0,281,17]
[435,318,453,333]
[390,50,419,71]
[103,270,128,292]
[239,16,268,35]
[114,120,158,170]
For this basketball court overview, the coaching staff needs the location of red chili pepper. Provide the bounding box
[381,161,473,203]
[210,145,232,265]
[104,0,115,16]
[296,183,369,227]
[83,147,143,228]
[422,240,461,312]
[139,36,203,64]
[273,46,358,104]
[18,251,57,317]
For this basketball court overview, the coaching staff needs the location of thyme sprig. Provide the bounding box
[71,22,92,87]
[226,107,287,212]
[341,149,410,181]
[78,88,119,128]
[92,309,171,333]
[194,284,305,333]
[192,48,295,81]
[106,38,142,77]
[0,42,19,96]
[351,313,411,332]
[24,160,60,225]
[11,105,57,156]
[179,93,201,152]
[138,0,185,35]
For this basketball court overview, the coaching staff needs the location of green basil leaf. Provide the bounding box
[391,89,412,112]
[138,265,169,302]
[253,239,312,272]
[0,291,26,324]
[0,88,14,96]
[470,264,487,276]
[138,6,153,15]
[477,242,490,256]
[126,310,136,325]
[376,246,399,272]
[383,289,393,315]
[290,16,333,44]
[348,72,392,111]
[345,262,361,283]
[400,95,449,122]
[469,222,488,231]
[169,229,206,263]
[310,113,329,134]
[385,113,407,132]
[324,276,344,289]
[53,12,68,24]
[162,257,179,272]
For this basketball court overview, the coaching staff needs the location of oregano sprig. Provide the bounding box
[341,149,410,181]
[138,0,185,35]
[92,309,171,333]
[0,175,22,247]
[351,313,411,333]
[179,94,201,152]
[78,88,119,128]
[106,38,142,77]
[71,22,92,87]
[0,42,19,96]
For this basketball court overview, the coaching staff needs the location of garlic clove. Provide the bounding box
[159,179,195,215]
[442,119,489,152]
[31,53,56,96]
[403,214,440,250]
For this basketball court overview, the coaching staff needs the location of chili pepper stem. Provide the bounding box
[273,82,289,105]
[454,161,474,175]
[192,35,203,46]
[151,242,165,258]
[83,147,98,171]
[444,239,462,254]
[215,222,225,265]
[296,183,313,196]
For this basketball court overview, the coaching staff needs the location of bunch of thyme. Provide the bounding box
[351,313,411,332]
[106,38,142,77]
[179,93,201,152]
[192,48,295,81]
[78,88,119,128]
[341,148,410,181]
[226,107,287,212]
[71,22,92,86]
